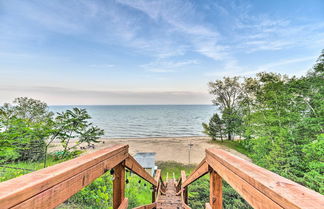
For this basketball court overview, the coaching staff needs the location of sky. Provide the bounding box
[0,0,323,105]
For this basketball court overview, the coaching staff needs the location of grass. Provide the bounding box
[208,139,251,157]
[0,156,65,182]
[156,161,196,180]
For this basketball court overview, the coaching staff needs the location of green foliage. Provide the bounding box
[222,182,252,209]
[0,98,53,163]
[0,156,64,182]
[51,150,84,161]
[54,108,104,159]
[157,161,196,180]
[206,50,324,194]
[62,171,152,209]
[0,97,104,166]
[202,113,224,141]
[301,134,324,193]
[66,172,113,209]
[209,140,251,157]
[208,77,244,140]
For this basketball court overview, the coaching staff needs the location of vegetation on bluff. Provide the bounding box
[203,50,324,194]
[0,97,104,166]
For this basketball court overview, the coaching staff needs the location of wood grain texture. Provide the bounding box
[206,148,324,209]
[117,198,128,209]
[181,170,188,204]
[0,145,128,209]
[209,169,222,209]
[206,154,283,209]
[113,163,125,209]
[133,202,157,209]
[12,150,128,209]
[182,158,209,188]
[125,154,157,187]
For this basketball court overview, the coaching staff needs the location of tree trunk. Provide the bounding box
[43,146,48,168]
[228,132,232,140]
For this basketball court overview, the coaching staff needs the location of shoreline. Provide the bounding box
[50,136,250,164]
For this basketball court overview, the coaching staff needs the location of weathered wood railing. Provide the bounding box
[0,145,164,209]
[178,147,324,209]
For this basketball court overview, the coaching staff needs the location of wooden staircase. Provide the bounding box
[0,144,323,209]
[157,179,182,209]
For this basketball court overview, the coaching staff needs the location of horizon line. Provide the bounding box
[48,104,213,106]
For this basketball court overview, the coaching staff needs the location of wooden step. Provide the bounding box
[157,179,183,209]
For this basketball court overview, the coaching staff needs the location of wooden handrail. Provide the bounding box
[0,144,128,209]
[0,144,161,209]
[117,198,128,209]
[180,148,324,209]
[1,144,322,209]
[206,148,324,209]
[125,154,157,187]
[182,157,209,188]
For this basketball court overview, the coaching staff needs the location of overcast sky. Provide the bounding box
[0,0,323,105]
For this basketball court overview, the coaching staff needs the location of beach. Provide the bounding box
[50,136,250,164]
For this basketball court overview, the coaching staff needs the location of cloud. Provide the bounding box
[116,0,227,61]
[231,8,324,52]
[205,55,317,78]
[142,59,198,73]
[0,86,211,105]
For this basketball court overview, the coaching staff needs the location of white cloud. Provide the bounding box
[116,0,227,61]
[142,59,198,73]
[205,55,317,78]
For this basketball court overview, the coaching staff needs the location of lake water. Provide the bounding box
[49,105,217,138]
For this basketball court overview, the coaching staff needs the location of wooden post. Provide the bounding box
[184,186,188,204]
[152,186,156,202]
[181,170,188,204]
[113,162,125,209]
[210,169,222,209]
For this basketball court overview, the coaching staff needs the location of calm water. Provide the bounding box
[49,105,216,138]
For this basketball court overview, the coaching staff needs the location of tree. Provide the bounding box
[222,108,242,140]
[10,97,54,123]
[202,113,224,141]
[55,108,104,159]
[0,98,105,166]
[208,77,244,140]
[0,98,53,162]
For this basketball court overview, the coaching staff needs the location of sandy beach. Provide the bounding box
[50,136,250,164]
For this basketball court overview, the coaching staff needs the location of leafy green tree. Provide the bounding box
[0,98,104,166]
[241,51,324,193]
[202,113,224,141]
[205,50,324,194]
[55,108,104,159]
[0,98,53,162]
[10,97,54,123]
[208,77,244,140]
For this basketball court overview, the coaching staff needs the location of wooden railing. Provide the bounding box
[178,147,324,209]
[0,145,323,209]
[0,144,164,209]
